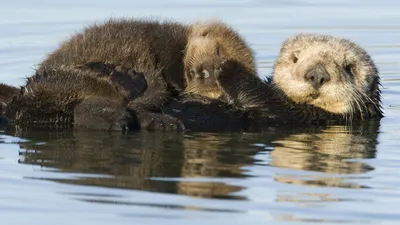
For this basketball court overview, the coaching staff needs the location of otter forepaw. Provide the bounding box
[216,59,241,79]
[74,97,133,131]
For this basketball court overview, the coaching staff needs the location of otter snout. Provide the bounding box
[192,59,222,80]
[193,68,212,79]
[305,63,331,89]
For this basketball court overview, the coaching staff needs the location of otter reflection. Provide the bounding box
[269,121,379,189]
[15,130,261,200]
[267,122,379,223]
[13,120,379,201]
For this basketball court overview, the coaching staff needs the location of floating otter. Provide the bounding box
[2,32,383,132]
[163,33,383,131]
[4,18,256,131]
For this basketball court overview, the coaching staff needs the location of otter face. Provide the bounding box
[184,37,226,99]
[272,34,381,117]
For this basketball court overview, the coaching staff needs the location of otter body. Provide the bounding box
[158,33,383,131]
[6,18,192,130]
[2,29,382,132]
[5,18,256,131]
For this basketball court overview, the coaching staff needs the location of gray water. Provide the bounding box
[1,0,400,224]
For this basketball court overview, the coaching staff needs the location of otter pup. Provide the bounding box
[4,18,256,131]
[214,33,382,124]
[184,20,257,99]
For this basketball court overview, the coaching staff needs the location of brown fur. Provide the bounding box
[6,68,129,129]
[38,18,188,108]
[0,31,383,131]
[4,18,256,131]
[4,18,189,130]
[183,19,257,99]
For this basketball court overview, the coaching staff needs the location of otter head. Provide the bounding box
[183,36,226,99]
[272,34,382,118]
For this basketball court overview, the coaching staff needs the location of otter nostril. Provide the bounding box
[202,69,210,78]
[305,64,330,89]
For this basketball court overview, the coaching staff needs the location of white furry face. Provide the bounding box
[272,34,379,116]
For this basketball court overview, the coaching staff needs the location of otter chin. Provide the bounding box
[272,34,381,117]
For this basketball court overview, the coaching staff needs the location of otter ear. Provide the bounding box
[201,31,209,37]
[292,51,300,63]
[344,64,355,77]
[343,56,356,78]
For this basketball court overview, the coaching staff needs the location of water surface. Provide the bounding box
[1,0,400,224]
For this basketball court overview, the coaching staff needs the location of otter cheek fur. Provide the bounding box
[272,34,380,117]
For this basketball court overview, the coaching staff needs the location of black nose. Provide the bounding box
[305,63,331,89]
[194,68,211,79]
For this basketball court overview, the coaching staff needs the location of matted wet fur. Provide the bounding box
[153,33,383,131]
[0,83,18,114]
[1,32,383,132]
[3,18,257,131]
[0,83,19,125]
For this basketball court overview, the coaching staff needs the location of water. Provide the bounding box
[1,0,400,224]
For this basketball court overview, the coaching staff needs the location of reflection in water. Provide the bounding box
[271,121,379,189]
[14,129,259,200]
[11,120,380,207]
[268,121,380,223]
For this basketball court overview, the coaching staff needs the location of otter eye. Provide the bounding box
[345,64,354,76]
[201,31,208,37]
[293,56,298,63]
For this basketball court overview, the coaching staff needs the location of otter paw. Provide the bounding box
[137,113,186,132]
[74,97,133,131]
[216,59,241,78]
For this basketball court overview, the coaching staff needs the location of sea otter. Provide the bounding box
[2,33,382,132]
[159,33,382,131]
[4,18,256,131]
[214,33,383,124]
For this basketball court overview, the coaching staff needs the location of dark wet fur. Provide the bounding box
[0,20,383,132]
[5,18,191,131]
[0,59,382,132]
[215,59,383,126]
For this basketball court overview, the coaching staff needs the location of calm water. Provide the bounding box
[1,0,400,224]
